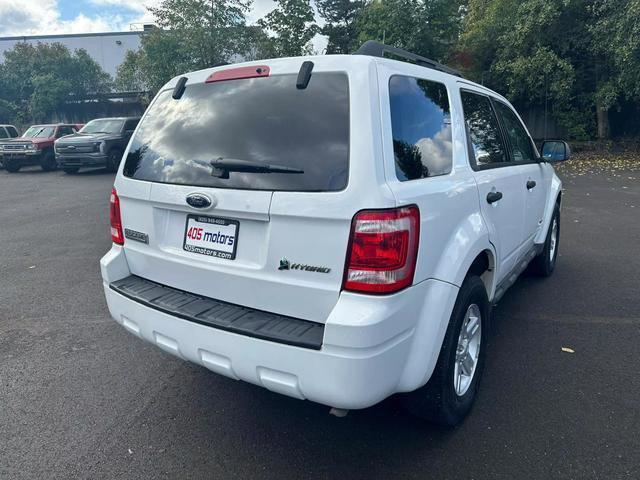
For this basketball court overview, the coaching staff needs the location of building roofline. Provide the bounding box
[0,31,142,42]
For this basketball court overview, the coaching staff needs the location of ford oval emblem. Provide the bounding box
[186,193,214,209]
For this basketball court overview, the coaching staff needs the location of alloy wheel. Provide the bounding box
[454,303,482,396]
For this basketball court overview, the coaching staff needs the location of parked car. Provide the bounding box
[0,124,79,172]
[55,117,140,174]
[100,42,570,426]
[0,124,19,140]
[0,124,20,169]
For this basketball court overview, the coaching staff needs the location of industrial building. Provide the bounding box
[0,30,144,77]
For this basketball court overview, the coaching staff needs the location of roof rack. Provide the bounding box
[354,40,464,78]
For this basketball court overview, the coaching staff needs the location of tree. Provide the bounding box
[29,74,73,120]
[457,0,630,140]
[316,0,365,53]
[393,139,427,179]
[114,50,147,93]
[590,0,640,138]
[258,0,319,57]
[0,42,112,124]
[149,0,252,68]
[72,49,112,96]
[0,99,17,125]
[354,0,466,61]
[115,0,255,93]
[242,26,278,60]
[0,65,13,124]
[114,30,189,93]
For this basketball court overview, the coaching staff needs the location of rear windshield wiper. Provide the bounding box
[210,157,304,179]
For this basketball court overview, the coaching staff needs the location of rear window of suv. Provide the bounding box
[123,73,350,191]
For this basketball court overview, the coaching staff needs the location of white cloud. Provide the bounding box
[88,0,147,11]
[415,125,453,176]
[0,0,132,36]
[0,0,328,53]
[247,0,277,23]
[88,0,158,24]
[87,0,279,25]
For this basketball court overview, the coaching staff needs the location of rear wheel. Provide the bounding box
[63,167,80,175]
[40,151,57,171]
[402,276,489,426]
[529,205,560,277]
[4,159,20,173]
[106,149,122,172]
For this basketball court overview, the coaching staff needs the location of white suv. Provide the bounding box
[101,42,570,426]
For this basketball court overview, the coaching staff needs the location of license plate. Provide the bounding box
[183,214,239,260]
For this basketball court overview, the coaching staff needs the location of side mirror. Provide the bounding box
[541,140,571,163]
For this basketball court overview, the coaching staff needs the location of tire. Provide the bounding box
[4,159,20,173]
[402,275,489,427]
[529,205,560,277]
[40,151,57,172]
[63,167,80,175]
[106,149,122,173]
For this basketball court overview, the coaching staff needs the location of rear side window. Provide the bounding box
[493,101,535,163]
[123,73,350,192]
[389,76,452,180]
[57,126,74,137]
[0,128,7,139]
[124,119,139,131]
[8,126,19,137]
[461,91,507,167]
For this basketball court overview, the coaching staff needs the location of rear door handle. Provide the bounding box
[527,180,537,190]
[486,191,503,204]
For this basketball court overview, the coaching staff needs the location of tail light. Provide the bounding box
[343,205,420,294]
[110,188,124,245]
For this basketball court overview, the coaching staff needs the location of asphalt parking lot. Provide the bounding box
[1,165,638,479]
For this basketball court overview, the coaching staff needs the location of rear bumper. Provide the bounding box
[56,153,108,167]
[101,246,458,409]
[110,275,325,349]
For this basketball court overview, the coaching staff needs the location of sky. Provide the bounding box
[0,0,285,37]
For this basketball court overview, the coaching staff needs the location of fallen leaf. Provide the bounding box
[561,347,575,354]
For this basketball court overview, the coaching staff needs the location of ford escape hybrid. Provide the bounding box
[101,42,570,426]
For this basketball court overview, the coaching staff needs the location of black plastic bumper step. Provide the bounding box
[110,275,324,350]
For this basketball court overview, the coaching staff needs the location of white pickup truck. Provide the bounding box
[101,42,570,426]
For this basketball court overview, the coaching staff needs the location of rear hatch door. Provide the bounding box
[115,61,383,322]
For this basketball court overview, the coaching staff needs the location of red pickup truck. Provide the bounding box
[0,123,81,172]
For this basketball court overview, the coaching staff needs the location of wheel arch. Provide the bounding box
[106,145,124,172]
[398,242,497,392]
[426,209,496,289]
[535,173,563,244]
[441,226,497,300]
[108,144,123,155]
[465,249,496,301]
